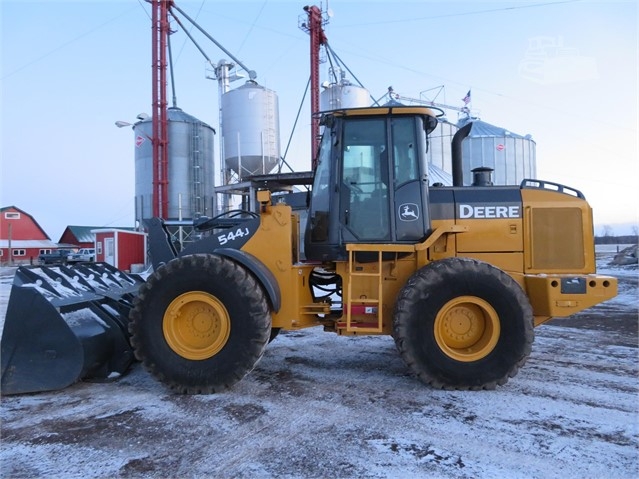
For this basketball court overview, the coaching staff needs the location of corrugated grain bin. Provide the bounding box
[133,107,216,222]
[458,119,536,186]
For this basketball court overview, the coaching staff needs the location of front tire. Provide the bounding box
[129,254,272,394]
[393,257,534,390]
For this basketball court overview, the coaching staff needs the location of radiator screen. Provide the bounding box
[531,207,584,270]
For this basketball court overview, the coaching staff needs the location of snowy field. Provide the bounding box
[0,253,637,479]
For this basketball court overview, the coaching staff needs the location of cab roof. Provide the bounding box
[321,105,439,119]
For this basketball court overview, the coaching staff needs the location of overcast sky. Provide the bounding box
[1,0,637,240]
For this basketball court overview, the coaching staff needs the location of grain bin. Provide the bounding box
[221,81,280,178]
[133,107,216,222]
[320,81,370,111]
[428,118,458,177]
[457,119,536,186]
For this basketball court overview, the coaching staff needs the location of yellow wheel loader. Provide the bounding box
[1,106,618,394]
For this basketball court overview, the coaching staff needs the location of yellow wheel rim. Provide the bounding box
[163,291,231,360]
[434,296,500,362]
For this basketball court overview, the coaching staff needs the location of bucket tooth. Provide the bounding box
[0,263,144,395]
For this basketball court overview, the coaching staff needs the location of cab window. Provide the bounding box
[341,118,390,241]
[309,130,333,241]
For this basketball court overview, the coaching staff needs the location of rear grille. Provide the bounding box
[530,207,584,270]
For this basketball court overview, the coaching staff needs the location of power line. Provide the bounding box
[1,5,139,80]
[236,0,268,56]
[334,0,585,28]
[136,0,151,21]
[174,0,207,64]
[193,6,302,40]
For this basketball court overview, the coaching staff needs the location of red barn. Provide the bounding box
[0,206,59,265]
[92,228,147,272]
[58,225,103,249]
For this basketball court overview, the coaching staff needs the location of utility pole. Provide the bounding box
[8,223,12,266]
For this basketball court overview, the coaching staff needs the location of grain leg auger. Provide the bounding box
[0,263,144,395]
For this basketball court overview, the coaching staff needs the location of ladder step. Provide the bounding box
[338,322,383,332]
[346,249,384,334]
[349,272,381,277]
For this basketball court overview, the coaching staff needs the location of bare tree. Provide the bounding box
[601,225,614,238]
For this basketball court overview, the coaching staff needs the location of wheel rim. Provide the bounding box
[163,291,231,360]
[434,296,500,362]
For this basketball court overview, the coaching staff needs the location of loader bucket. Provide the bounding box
[1,263,144,395]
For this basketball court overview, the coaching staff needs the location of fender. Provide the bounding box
[214,248,282,313]
[148,216,263,270]
[146,217,280,311]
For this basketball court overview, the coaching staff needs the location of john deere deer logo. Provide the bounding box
[399,203,419,222]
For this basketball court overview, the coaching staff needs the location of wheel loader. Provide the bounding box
[1,105,618,395]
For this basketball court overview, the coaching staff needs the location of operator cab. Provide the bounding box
[305,106,439,261]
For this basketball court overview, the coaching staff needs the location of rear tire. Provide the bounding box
[393,257,533,390]
[129,254,271,394]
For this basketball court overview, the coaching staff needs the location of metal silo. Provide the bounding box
[459,119,536,186]
[428,118,458,177]
[133,107,216,223]
[320,80,370,111]
[221,81,280,178]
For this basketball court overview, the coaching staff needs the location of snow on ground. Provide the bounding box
[0,253,637,478]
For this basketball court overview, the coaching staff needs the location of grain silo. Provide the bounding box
[221,81,280,178]
[456,119,537,186]
[427,118,458,177]
[320,80,370,111]
[133,107,216,225]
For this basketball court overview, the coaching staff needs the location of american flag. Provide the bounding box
[462,90,471,105]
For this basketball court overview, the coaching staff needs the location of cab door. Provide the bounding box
[339,117,391,242]
[391,115,430,241]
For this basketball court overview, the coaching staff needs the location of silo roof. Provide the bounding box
[459,119,532,139]
[167,107,214,129]
[428,163,453,186]
[235,80,271,92]
[136,107,215,131]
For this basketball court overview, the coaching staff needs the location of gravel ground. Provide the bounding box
[0,255,637,478]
